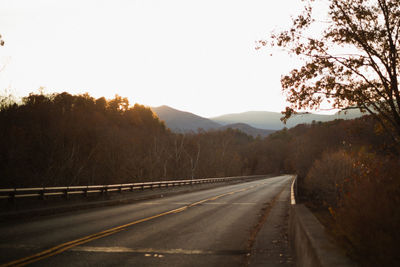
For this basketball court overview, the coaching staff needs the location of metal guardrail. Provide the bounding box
[0,175,266,201]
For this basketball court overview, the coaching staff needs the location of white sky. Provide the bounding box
[0,0,308,117]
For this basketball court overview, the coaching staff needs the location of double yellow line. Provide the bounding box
[2,184,259,266]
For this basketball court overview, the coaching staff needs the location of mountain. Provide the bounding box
[151,105,276,136]
[211,109,363,130]
[151,105,221,132]
[219,123,275,137]
[211,111,284,130]
[152,105,364,134]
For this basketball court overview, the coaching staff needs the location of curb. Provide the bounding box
[289,176,354,267]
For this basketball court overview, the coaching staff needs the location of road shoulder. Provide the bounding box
[247,181,294,267]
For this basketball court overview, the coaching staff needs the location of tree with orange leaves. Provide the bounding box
[259,0,400,142]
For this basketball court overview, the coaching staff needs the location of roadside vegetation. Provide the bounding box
[258,117,399,266]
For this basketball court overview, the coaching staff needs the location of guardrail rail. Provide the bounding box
[0,175,267,201]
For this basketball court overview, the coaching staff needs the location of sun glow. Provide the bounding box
[0,0,307,117]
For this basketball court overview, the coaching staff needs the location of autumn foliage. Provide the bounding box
[228,111,398,265]
[269,0,400,141]
[260,1,400,262]
[333,152,400,266]
[261,118,399,266]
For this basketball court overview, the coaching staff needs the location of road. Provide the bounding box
[0,175,294,267]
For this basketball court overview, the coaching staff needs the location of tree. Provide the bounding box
[0,34,4,46]
[259,0,400,141]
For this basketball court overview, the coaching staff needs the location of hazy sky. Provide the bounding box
[0,0,308,117]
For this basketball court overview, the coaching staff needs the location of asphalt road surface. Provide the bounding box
[0,175,294,267]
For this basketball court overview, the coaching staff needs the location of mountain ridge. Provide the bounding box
[151,105,221,132]
[151,105,363,135]
[219,123,275,137]
[211,109,363,130]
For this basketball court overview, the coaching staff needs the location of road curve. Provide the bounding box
[0,175,293,267]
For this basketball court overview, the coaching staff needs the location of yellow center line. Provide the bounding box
[1,181,264,267]
[13,229,124,267]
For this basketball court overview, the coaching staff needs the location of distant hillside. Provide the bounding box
[211,111,284,130]
[220,123,275,138]
[151,105,364,133]
[211,109,363,130]
[151,105,221,132]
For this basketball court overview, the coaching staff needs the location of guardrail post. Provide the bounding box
[130,185,134,192]
[102,186,108,196]
[64,188,69,200]
[119,185,122,194]
[84,186,88,197]
[40,188,45,200]
[8,189,16,203]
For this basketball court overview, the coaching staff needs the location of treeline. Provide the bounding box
[256,116,399,266]
[0,92,265,188]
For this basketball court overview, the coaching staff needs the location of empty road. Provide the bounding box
[0,175,294,267]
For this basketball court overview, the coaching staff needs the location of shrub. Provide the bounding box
[304,150,357,208]
[333,154,400,266]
